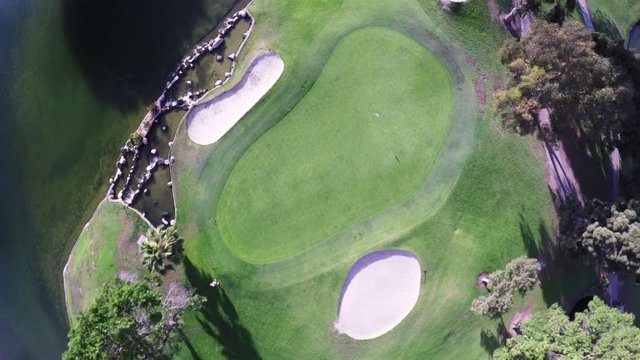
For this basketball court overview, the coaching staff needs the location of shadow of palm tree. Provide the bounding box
[184,257,262,360]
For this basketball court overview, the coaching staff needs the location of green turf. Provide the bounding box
[217,27,453,264]
[63,200,148,320]
[64,0,601,358]
[583,0,640,41]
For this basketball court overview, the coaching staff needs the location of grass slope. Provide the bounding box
[217,27,453,264]
[63,200,148,320]
[585,0,640,40]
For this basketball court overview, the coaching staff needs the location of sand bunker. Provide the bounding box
[335,250,421,340]
[187,53,285,145]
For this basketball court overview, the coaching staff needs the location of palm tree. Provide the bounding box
[140,226,182,274]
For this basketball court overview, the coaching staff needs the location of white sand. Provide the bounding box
[186,53,285,145]
[335,250,421,340]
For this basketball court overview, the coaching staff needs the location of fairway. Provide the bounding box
[217,27,453,264]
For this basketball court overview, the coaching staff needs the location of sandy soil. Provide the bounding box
[335,250,421,340]
[507,306,534,337]
[186,53,285,145]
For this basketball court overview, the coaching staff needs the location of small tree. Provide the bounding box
[493,297,640,359]
[127,132,143,149]
[64,279,204,359]
[140,226,183,274]
[471,270,515,317]
[581,199,640,278]
[471,257,541,317]
[505,256,542,292]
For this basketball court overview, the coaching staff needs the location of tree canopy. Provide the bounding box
[582,200,640,277]
[494,297,640,359]
[471,257,541,317]
[495,20,635,143]
[64,279,204,360]
[560,198,640,278]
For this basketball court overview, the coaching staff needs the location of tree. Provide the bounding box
[64,279,204,359]
[140,226,183,274]
[581,199,640,278]
[493,297,640,359]
[495,20,635,144]
[471,257,541,317]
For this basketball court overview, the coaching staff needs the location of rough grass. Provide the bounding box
[63,200,148,320]
[217,27,454,264]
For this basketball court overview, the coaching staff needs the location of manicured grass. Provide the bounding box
[63,200,148,320]
[585,0,640,40]
[64,0,600,358]
[168,0,576,358]
[217,27,453,264]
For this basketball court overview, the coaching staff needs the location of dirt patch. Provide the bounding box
[476,272,490,289]
[487,0,501,21]
[116,213,141,269]
[507,306,534,337]
[474,72,502,116]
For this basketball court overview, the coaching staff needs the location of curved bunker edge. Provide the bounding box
[335,249,422,340]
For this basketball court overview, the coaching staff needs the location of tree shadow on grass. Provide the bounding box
[184,257,262,360]
[591,9,623,42]
[558,127,612,201]
[480,318,508,358]
[519,215,598,310]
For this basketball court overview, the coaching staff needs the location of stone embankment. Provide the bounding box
[106,8,255,227]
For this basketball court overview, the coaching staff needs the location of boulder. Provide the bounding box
[211,37,224,49]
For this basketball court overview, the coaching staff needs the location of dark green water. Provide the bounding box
[0,0,244,357]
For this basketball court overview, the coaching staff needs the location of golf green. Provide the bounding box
[217,27,453,264]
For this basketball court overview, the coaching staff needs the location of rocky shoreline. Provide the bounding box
[106,7,255,227]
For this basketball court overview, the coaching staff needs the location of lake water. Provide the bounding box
[0,0,244,357]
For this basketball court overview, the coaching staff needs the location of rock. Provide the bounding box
[119,156,126,165]
[228,53,236,61]
[151,149,157,155]
[142,137,148,145]
[212,37,224,49]
[238,10,247,18]
[164,159,170,166]
[168,141,173,147]
[162,126,167,131]
[170,156,176,164]
[216,55,223,61]
[215,80,223,86]
[170,219,176,226]
[186,80,192,86]
[162,218,169,226]
[144,188,148,194]
[167,181,172,187]
[225,72,232,78]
